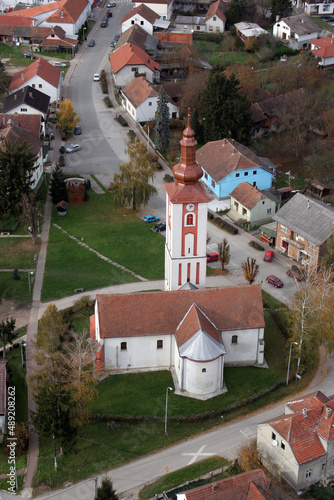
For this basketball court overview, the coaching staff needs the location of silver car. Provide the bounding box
[66,144,81,153]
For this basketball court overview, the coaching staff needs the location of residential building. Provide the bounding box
[273,192,334,267]
[9,58,62,104]
[116,24,161,57]
[133,0,170,20]
[273,14,323,49]
[229,182,277,224]
[257,391,334,493]
[310,35,334,66]
[204,0,228,33]
[109,43,161,87]
[121,3,159,35]
[235,21,268,41]
[196,139,275,199]
[303,0,334,16]
[176,469,272,499]
[121,76,179,122]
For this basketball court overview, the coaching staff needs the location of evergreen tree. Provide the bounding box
[95,477,119,500]
[226,0,241,26]
[49,164,68,204]
[0,317,15,359]
[154,88,170,152]
[202,67,252,145]
[190,107,204,144]
[0,62,9,96]
[0,139,37,217]
[271,0,292,22]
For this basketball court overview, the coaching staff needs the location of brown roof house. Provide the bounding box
[91,285,266,400]
[176,469,272,500]
[196,139,275,199]
[121,3,160,35]
[273,192,334,268]
[257,391,334,494]
[273,14,323,50]
[204,0,228,33]
[229,182,277,225]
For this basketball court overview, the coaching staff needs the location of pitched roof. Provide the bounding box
[47,0,90,24]
[230,182,270,210]
[165,180,211,204]
[273,192,334,246]
[96,285,265,340]
[265,391,334,465]
[109,43,161,74]
[3,85,50,114]
[310,36,334,59]
[278,14,320,35]
[0,14,35,26]
[196,139,273,183]
[0,113,42,138]
[0,121,42,154]
[205,0,228,23]
[9,57,61,92]
[7,0,65,18]
[181,469,272,500]
[122,3,159,24]
[117,24,159,53]
[250,89,305,122]
[122,76,159,107]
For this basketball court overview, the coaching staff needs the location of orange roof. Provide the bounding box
[121,77,158,107]
[96,285,265,339]
[0,14,35,25]
[48,0,90,24]
[9,57,61,92]
[230,182,269,210]
[175,303,222,347]
[165,180,211,204]
[122,3,159,25]
[205,0,228,23]
[181,469,272,500]
[109,43,161,74]
[0,122,42,155]
[0,113,41,138]
[7,1,65,18]
[310,36,334,59]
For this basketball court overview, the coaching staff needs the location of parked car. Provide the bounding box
[53,61,66,67]
[263,250,274,262]
[153,222,166,232]
[114,34,120,40]
[207,253,219,263]
[88,39,95,47]
[101,20,108,27]
[110,40,116,47]
[59,146,66,154]
[107,10,113,17]
[66,144,81,154]
[24,52,36,59]
[143,215,160,223]
[94,73,100,81]
[107,1,116,6]
[286,266,306,282]
[266,275,284,288]
[74,125,82,135]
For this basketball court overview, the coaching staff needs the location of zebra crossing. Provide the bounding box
[240,427,256,439]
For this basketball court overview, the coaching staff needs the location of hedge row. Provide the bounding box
[210,216,238,235]
[249,240,265,251]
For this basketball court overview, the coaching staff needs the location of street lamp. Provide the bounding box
[164,386,173,435]
[20,342,26,366]
[83,26,87,41]
[286,341,298,385]
[28,271,34,292]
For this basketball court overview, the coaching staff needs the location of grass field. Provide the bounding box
[0,239,39,269]
[193,40,258,66]
[0,272,33,304]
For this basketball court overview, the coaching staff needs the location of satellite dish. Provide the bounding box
[272,440,278,447]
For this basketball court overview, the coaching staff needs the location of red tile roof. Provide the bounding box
[122,76,158,107]
[48,0,90,24]
[0,122,42,155]
[175,303,222,347]
[205,0,228,23]
[9,57,61,92]
[109,43,161,74]
[230,182,269,210]
[122,3,159,25]
[181,469,272,500]
[0,113,41,138]
[310,36,334,59]
[7,1,66,18]
[0,14,35,26]
[165,181,211,204]
[196,139,272,183]
[96,285,265,339]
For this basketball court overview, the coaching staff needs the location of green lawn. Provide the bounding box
[0,239,39,269]
[41,191,165,301]
[193,40,259,66]
[0,272,33,304]
[311,16,334,32]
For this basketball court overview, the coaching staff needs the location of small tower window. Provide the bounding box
[186,213,194,226]
[202,368,206,373]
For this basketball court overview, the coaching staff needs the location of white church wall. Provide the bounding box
[104,335,171,370]
[197,200,208,256]
[222,328,261,365]
[95,301,101,343]
[183,357,222,396]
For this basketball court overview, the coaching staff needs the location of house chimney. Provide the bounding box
[60,10,64,18]
[302,408,308,417]
[21,73,24,82]
[223,139,226,145]
[212,483,217,492]
[325,407,331,419]
[307,199,310,209]
[232,139,235,144]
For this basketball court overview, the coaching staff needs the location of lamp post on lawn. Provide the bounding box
[164,386,173,435]
[83,26,87,41]
[286,341,298,385]
[28,271,34,293]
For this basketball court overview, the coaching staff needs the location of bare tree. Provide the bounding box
[21,192,40,245]
[241,257,259,284]
[218,238,230,271]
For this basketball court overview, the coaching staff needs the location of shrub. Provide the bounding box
[59,155,65,167]
[103,96,113,108]
[163,174,174,183]
[272,45,299,59]
[115,115,128,127]
[212,217,238,235]
[128,129,137,142]
[248,240,265,251]
[100,69,108,94]
[193,32,222,43]
[72,295,94,316]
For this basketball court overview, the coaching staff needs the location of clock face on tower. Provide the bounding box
[186,203,195,212]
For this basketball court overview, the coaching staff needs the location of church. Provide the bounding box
[90,112,266,400]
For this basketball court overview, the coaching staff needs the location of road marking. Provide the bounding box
[240,427,255,439]
[182,445,214,465]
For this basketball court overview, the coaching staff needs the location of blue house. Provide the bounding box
[196,139,275,199]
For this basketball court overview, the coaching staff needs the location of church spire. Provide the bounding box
[172,109,203,185]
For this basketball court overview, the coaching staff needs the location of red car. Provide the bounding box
[266,275,284,288]
[207,253,219,263]
[263,250,274,262]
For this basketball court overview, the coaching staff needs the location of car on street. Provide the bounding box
[53,61,66,67]
[111,40,116,47]
[107,10,113,17]
[74,125,82,135]
[266,275,284,288]
[153,222,166,232]
[207,252,219,263]
[24,52,36,59]
[286,266,306,282]
[263,250,274,262]
[114,34,120,40]
[143,215,160,223]
[107,1,116,6]
[66,144,81,154]
[94,73,100,81]
[88,39,95,47]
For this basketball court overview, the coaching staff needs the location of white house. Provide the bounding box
[310,35,334,66]
[121,77,179,122]
[109,43,161,87]
[9,58,62,104]
[257,391,334,493]
[134,0,170,20]
[229,182,277,224]
[273,14,322,49]
[204,0,228,33]
[303,0,334,16]
[121,3,159,35]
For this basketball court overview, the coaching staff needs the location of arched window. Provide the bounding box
[232,335,238,344]
[202,368,206,373]
[186,213,194,225]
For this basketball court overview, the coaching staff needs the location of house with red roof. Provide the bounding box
[229,182,277,224]
[176,469,272,500]
[204,0,228,33]
[121,76,179,122]
[134,0,170,20]
[9,57,62,104]
[257,391,334,493]
[196,139,275,199]
[310,35,334,66]
[109,43,161,87]
[121,3,159,35]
